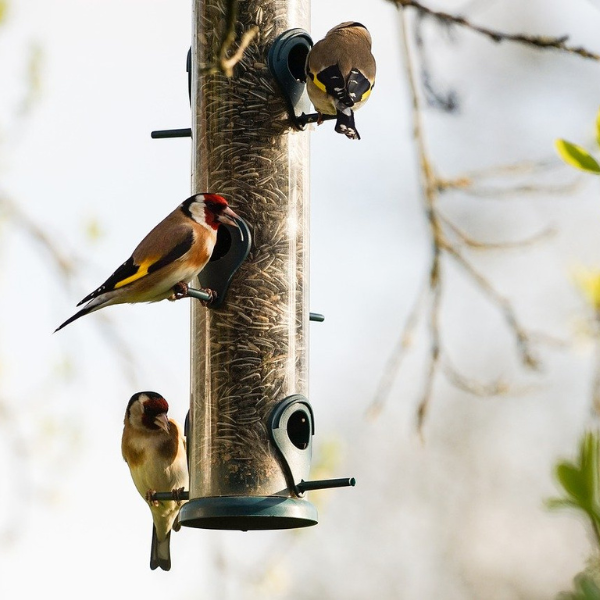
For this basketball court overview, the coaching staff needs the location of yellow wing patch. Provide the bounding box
[360,84,373,102]
[311,72,328,93]
[113,258,158,289]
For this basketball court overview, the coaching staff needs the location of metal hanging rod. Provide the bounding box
[151,128,192,139]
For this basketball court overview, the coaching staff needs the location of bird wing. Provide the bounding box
[77,226,195,306]
[346,68,374,105]
[308,62,353,107]
[307,57,374,109]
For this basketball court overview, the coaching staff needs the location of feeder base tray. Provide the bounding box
[179,495,318,530]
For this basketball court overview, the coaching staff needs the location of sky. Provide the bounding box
[1,0,600,598]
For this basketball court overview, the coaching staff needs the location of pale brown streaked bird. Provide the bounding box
[122,391,188,571]
[55,193,241,331]
[306,21,376,140]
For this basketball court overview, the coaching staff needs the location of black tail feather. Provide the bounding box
[54,304,95,333]
[335,110,360,140]
[150,526,171,571]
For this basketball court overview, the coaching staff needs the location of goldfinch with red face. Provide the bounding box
[122,391,188,571]
[306,22,376,140]
[55,193,241,331]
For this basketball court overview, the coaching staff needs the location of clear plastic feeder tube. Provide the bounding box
[189,0,310,499]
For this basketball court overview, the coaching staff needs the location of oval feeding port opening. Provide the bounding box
[288,43,308,82]
[210,225,232,261]
[287,409,311,449]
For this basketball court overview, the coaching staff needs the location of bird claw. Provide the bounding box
[172,487,186,503]
[145,489,159,507]
[169,282,189,301]
[316,112,324,125]
[200,288,217,307]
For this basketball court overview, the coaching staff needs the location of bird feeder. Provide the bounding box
[159,0,355,531]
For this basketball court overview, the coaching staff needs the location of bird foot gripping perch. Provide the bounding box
[171,282,217,306]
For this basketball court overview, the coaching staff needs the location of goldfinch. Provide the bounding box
[306,22,376,140]
[122,391,188,571]
[55,193,241,331]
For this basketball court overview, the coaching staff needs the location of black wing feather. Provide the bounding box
[77,256,139,306]
[77,230,195,306]
[346,68,372,104]
[314,64,353,107]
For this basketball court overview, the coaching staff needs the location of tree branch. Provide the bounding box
[390,0,600,61]
[371,8,551,432]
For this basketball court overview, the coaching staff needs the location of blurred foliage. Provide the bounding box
[0,0,7,26]
[574,267,600,313]
[84,217,103,243]
[547,431,600,546]
[307,436,343,512]
[558,573,600,600]
[555,108,600,174]
[0,0,83,547]
[20,43,43,115]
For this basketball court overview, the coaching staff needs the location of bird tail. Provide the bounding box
[335,109,360,140]
[54,297,106,332]
[150,526,171,571]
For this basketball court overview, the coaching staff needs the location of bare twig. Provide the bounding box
[201,0,259,77]
[389,0,600,61]
[439,212,556,250]
[220,26,260,77]
[371,7,552,432]
[0,193,138,385]
[445,243,539,369]
[0,194,76,280]
[367,278,429,419]
[438,167,583,199]
[399,9,447,433]
[417,252,442,432]
[441,356,509,397]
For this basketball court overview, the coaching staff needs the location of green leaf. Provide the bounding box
[552,432,600,518]
[557,573,600,600]
[556,462,590,502]
[555,139,600,174]
[575,573,600,600]
[596,107,600,148]
[581,432,599,484]
[545,497,580,511]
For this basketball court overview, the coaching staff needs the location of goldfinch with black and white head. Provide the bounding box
[55,193,241,331]
[122,391,188,571]
[306,22,376,140]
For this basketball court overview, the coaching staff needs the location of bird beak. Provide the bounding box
[218,207,244,241]
[154,413,170,433]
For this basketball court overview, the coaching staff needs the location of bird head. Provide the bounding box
[185,193,242,233]
[328,22,372,45]
[125,391,171,433]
